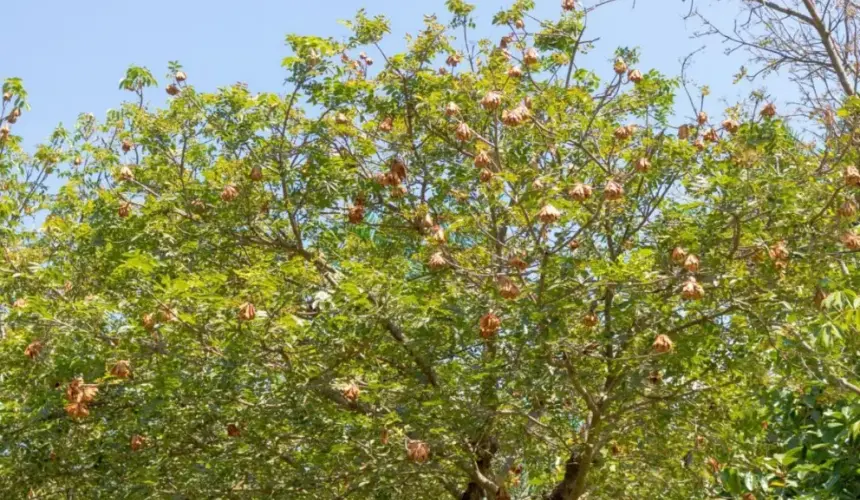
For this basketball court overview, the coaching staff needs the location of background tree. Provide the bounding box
[2,1,860,499]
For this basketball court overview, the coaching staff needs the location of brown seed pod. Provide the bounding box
[335,112,349,125]
[2,92,11,102]
[430,224,446,244]
[227,423,241,437]
[613,125,633,141]
[390,158,408,183]
[446,53,462,67]
[479,312,502,338]
[175,71,187,82]
[683,254,700,273]
[73,156,82,166]
[130,435,147,452]
[64,402,90,419]
[678,124,691,140]
[696,111,708,125]
[842,231,860,250]
[721,118,740,134]
[166,84,180,96]
[481,91,503,111]
[118,165,135,181]
[249,166,263,181]
[343,382,361,402]
[582,312,598,328]
[703,128,719,143]
[118,202,132,218]
[508,255,528,272]
[474,150,492,168]
[693,138,705,151]
[390,185,408,198]
[455,122,473,142]
[507,65,523,78]
[634,158,651,172]
[445,102,461,117]
[378,116,393,132]
[514,19,525,29]
[110,360,131,379]
[696,435,706,447]
[523,47,540,66]
[121,139,133,153]
[671,247,687,264]
[220,184,239,202]
[613,58,628,75]
[347,204,365,224]
[603,180,624,201]
[562,0,576,10]
[158,305,178,323]
[569,183,593,202]
[24,341,43,360]
[479,169,494,183]
[537,204,561,224]
[838,200,857,217]
[238,302,256,321]
[0,124,11,140]
[681,277,705,300]
[769,240,789,261]
[407,439,430,463]
[707,457,721,474]
[497,276,521,300]
[568,239,580,251]
[814,288,829,309]
[428,252,448,270]
[742,493,756,500]
[628,69,643,83]
[142,313,156,331]
[652,334,674,353]
[760,103,777,118]
[501,104,530,127]
[648,370,663,385]
[381,428,390,445]
[844,166,860,186]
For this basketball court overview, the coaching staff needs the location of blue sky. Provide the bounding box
[5,0,791,147]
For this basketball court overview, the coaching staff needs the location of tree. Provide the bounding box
[2,1,859,499]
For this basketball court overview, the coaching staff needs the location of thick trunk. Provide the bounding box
[459,436,498,500]
[547,450,582,500]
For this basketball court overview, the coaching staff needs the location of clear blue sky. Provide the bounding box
[5,0,791,147]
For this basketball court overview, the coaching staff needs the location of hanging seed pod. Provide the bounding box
[721,118,740,134]
[378,116,393,132]
[238,302,256,321]
[445,102,461,117]
[500,34,513,49]
[814,288,829,309]
[696,111,708,125]
[479,312,501,338]
[446,53,462,67]
[523,47,540,66]
[569,239,580,250]
[430,224,446,243]
[335,112,350,125]
[569,183,593,202]
[603,180,624,201]
[166,84,180,96]
[497,276,521,300]
[391,185,408,198]
[681,277,705,300]
[628,69,643,83]
[407,440,430,463]
[479,169,495,183]
[844,166,860,186]
[678,124,691,140]
[582,312,598,328]
[683,254,700,273]
[648,370,663,384]
[220,184,239,202]
[838,200,857,217]
[347,204,365,224]
[514,19,525,29]
[562,0,576,10]
[142,313,156,331]
[110,360,131,379]
[671,247,687,265]
[502,104,530,127]
[507,65,523,78]
[474,150,492,168]
[227,423,241,437]
[249,166,263,181]
[537,204,561,224]
[613,58,628,75]
[693,138,705,151]
[613,125,633,141]
[481,91,503,111]
[118,202,132,218]
[390,157,408,183]
[343,382,361,402]
[842,231,860,250]
[652,334,674,353]
[428,252,448,270]
[455,122,473,142]
[760,103,777,118]
[24,341,43,360]
[2,92,11,102]
[703,128,719,143]
[768,240,789,261]
[130,435,147,452]
[508,255,528,272]
[634,158,651,172]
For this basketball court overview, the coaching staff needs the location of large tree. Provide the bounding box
[2,1,859,498]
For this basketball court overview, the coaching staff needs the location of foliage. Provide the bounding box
[1,1,859,499]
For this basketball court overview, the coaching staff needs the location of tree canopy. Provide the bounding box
[2,1,860,499]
